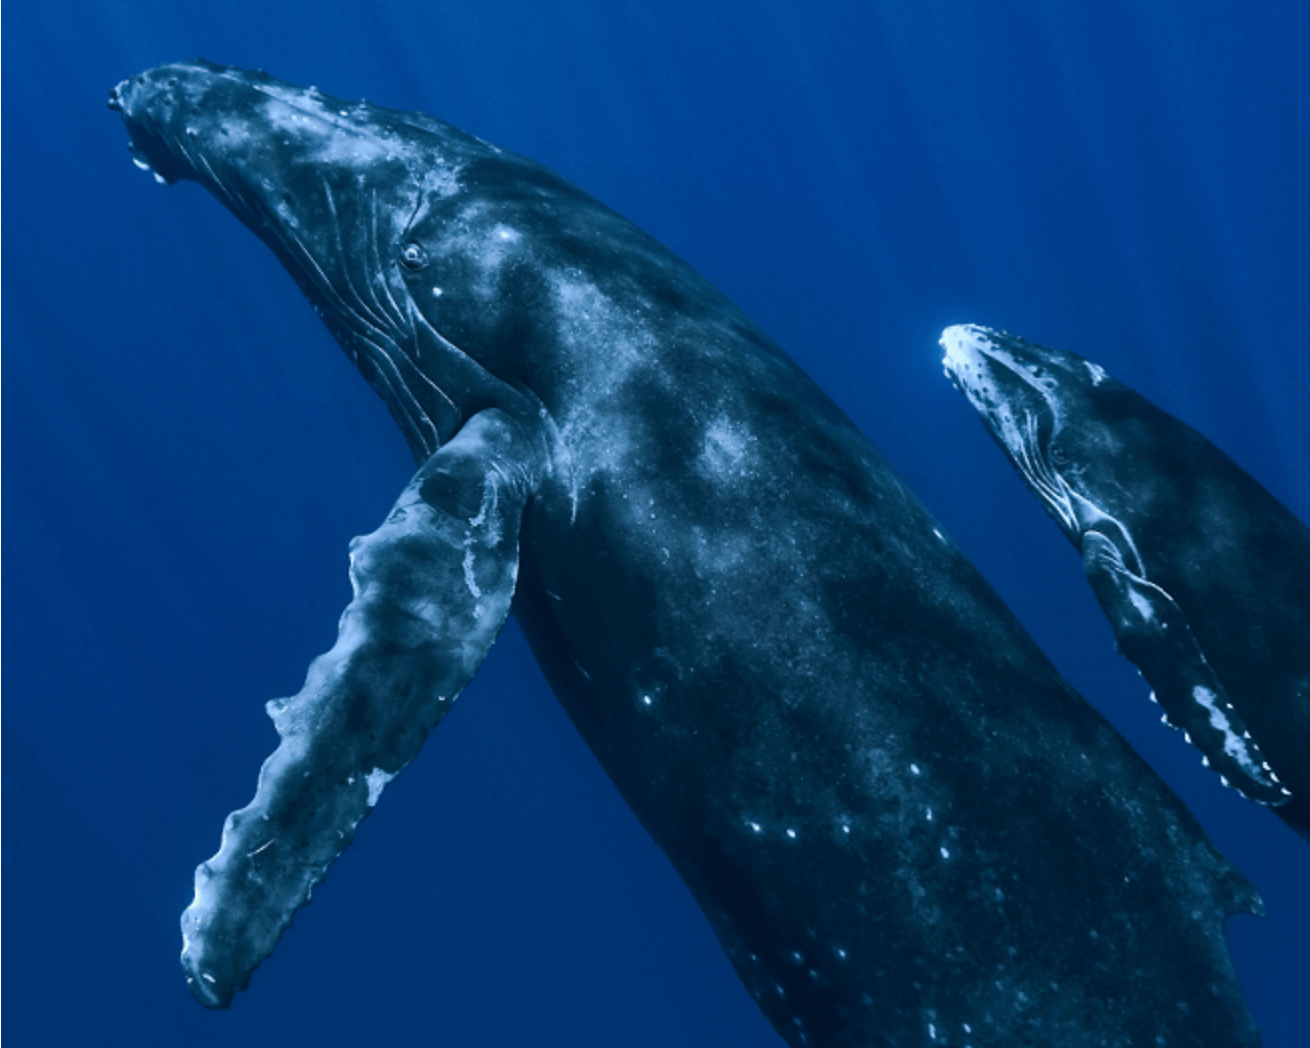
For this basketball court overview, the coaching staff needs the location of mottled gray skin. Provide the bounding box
[943,324,1310,844]
[114,63,1262,1047]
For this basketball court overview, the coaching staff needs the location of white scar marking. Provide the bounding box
[462,547,481,599]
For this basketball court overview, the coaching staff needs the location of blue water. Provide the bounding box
[5,2,1307,1044]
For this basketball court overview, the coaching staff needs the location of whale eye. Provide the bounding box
[399,242,428,270]
[1049,442,1070,467]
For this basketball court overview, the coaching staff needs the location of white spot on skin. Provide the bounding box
[926,807,934,821]
[940,846,951,859]
[786,828,797,839]
[699,416,753,477]
[748,821,762,833]
[365,767,396,807]
[642,695,653,706]
[432,286,443,297]
[910,763,921,775]
[1192,685,1266,777]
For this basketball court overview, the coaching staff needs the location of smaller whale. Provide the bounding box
[941,323,1310,841]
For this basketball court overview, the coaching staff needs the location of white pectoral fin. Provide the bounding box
[1081,531,1289,807]
[180,409,544,1008]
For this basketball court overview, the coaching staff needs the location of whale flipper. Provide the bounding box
[181,410,543,1007]
[1081,530,1288,804]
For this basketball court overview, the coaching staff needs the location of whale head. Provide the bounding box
[939,324,1163,568]
[110,60,545,462]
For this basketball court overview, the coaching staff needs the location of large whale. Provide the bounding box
[941,323,1310,842]
[112,62,1262,1046]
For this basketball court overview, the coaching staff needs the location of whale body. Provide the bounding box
[113,62,1262,1046]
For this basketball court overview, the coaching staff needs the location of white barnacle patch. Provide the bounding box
[365,768,396,807]
[1083,360,1109,385]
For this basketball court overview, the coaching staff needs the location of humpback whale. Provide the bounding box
[112,62,1263,1046]
[942,323,1310,842]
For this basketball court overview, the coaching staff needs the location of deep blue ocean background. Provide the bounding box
[5,2,1308,1044]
